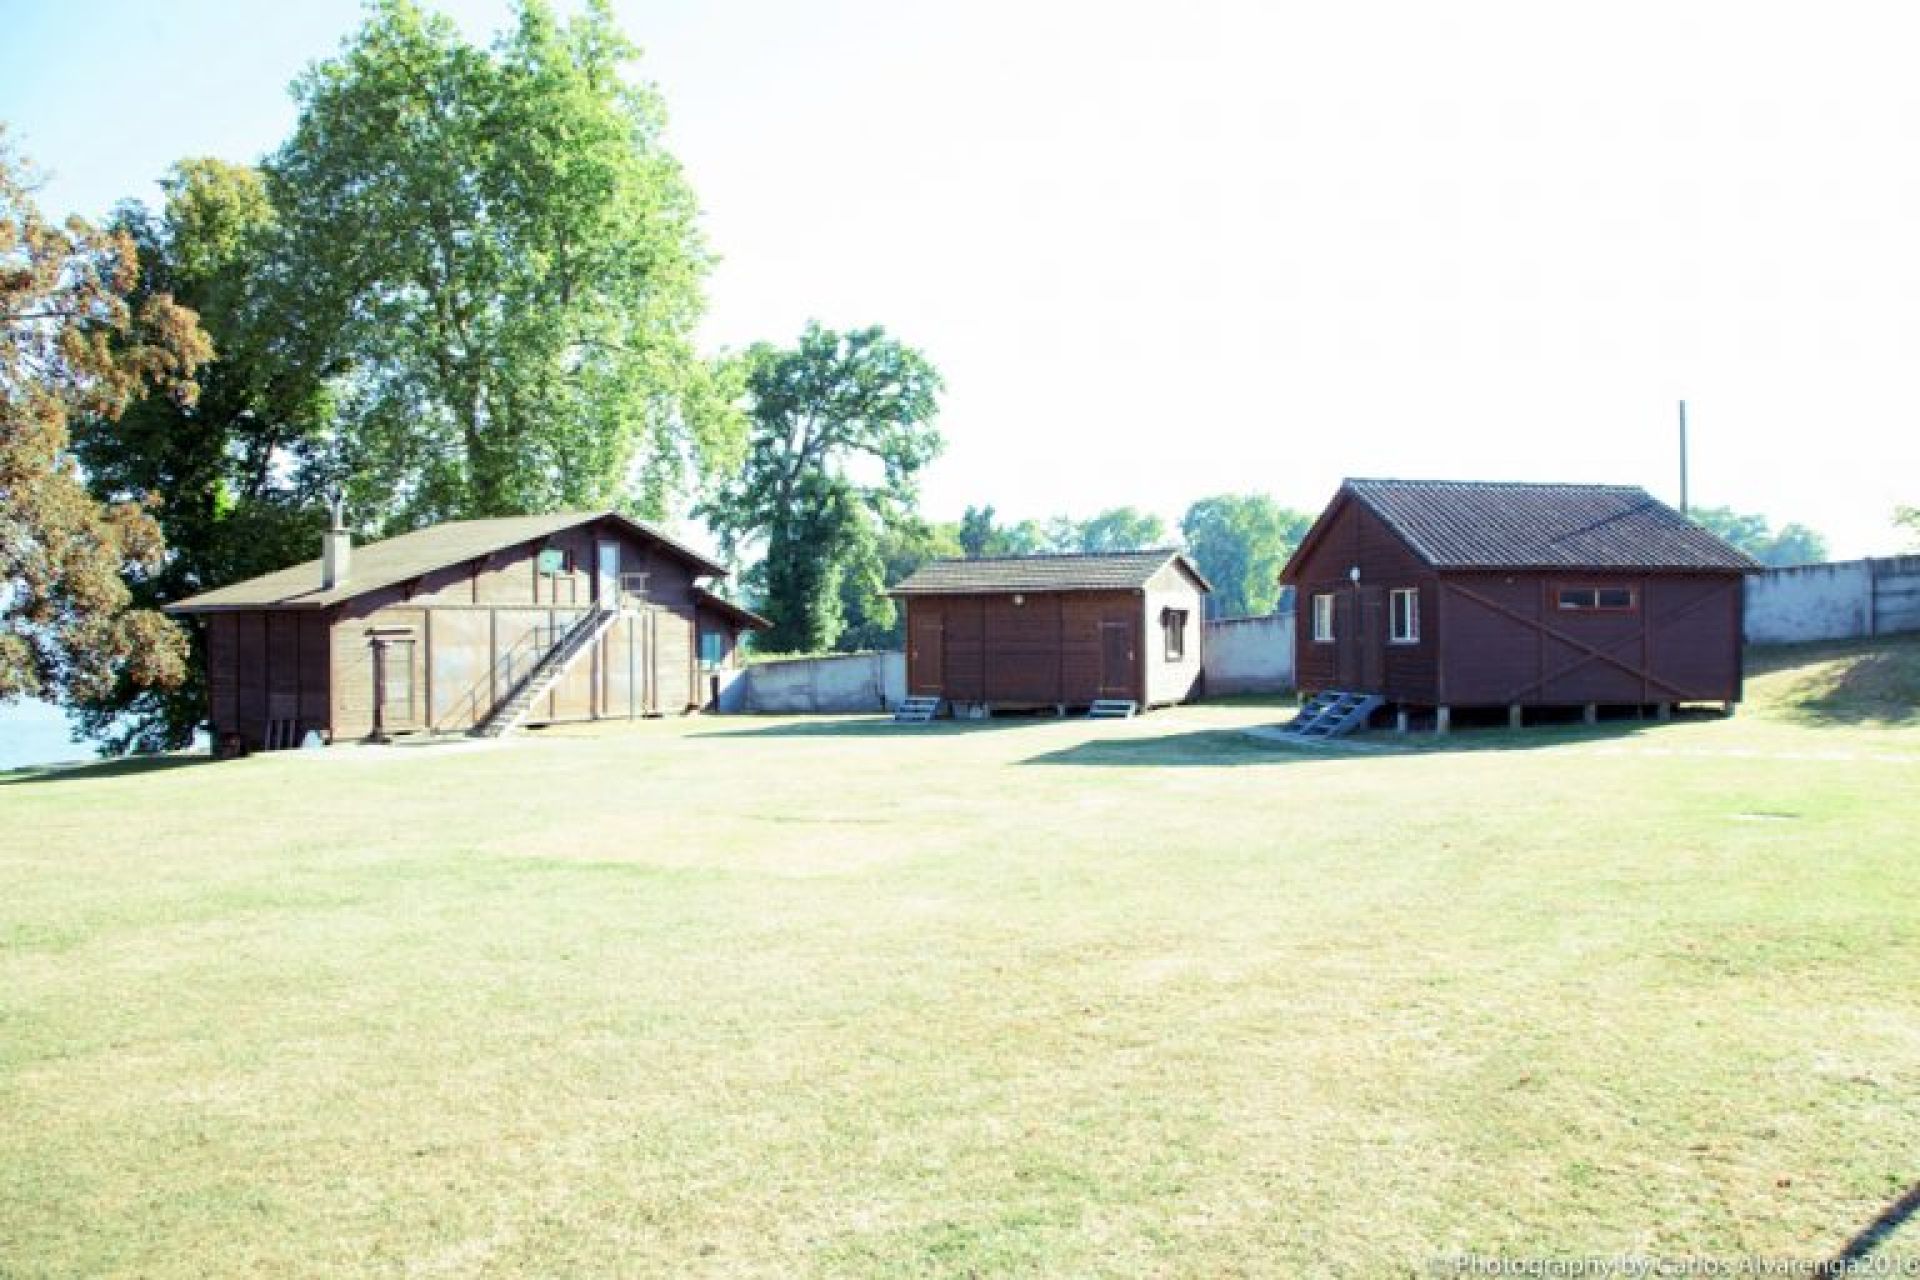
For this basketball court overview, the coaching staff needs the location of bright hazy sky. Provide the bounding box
[4,0,1917,557]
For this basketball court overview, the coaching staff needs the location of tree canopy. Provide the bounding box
[1,131,209,707]
[1688,505,1828,568]
[699,323,942,653]
[1179,494,1311,617]
[67,158,330,751]
[268,0,738,527]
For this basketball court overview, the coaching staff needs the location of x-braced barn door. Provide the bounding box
[909,617,944,695]
[1099,620,1135,697]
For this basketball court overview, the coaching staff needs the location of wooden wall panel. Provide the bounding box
[207,615,238,737]
[981,595,1063,702]
[428,609,490,731]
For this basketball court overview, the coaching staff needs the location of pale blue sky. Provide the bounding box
[5,0,1919,556]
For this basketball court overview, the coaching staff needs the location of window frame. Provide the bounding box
[1389,587,1420,644]
[1554,583,1638,613]
[1161,607,1188,661]
[1312,593,1336,643]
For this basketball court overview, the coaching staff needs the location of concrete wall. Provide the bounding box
[1745,556,1920,645]
[740,652,906,713]
[1202,610,1296,694]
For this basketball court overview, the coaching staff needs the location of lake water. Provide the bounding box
[0,699,91,771]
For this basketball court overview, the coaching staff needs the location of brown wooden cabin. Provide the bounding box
[167,511,769,751]
[1280,479,1758,728]
[889,550,1212,714]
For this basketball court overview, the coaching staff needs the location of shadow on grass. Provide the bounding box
[1748,635,1920,727]
[690,715,1062,741]
[0,755,215,786]
[1023,716,1667,768]
[1832,1181,1920,1267]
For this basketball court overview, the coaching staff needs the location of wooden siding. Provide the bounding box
[200,609,332,751]
[200,518,736,746]
[1439,571,1742,706]
[1288,494,1440,702]
[903,589,1198,708]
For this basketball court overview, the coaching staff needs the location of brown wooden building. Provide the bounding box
[1281,479,1757,726]
[890,550,1212,713]
[167,511,768,751]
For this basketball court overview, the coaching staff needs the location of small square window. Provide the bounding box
[1389,588,1420,644]
[1312,593,1335,643]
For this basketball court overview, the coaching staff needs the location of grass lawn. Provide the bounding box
[3,640,1919,1277]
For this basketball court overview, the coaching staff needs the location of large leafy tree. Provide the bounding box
[1180,493,1311,617]
[836,517,962,651]
[1689,505,1828,568]
[269,0,737,527]
[700,322,942,653]
[1071,506,1166,553]
[67,159,331,752]
[1,130,209,707]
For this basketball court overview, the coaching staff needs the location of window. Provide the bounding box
[1556,585,1637,612]
[1389,587,1420,643]
[1312,593,1335,643]
[1162,608,1188,660]
[698,630,727,670]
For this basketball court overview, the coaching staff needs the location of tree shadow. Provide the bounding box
[1022,728,1328,768]
[0,755,215,786]
[1748,636,1920,727]
[691,715,1062,741]
[1022,715,1669,769]
[1832,1181,1920,1266]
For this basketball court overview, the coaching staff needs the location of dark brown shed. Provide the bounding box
[889,550,1212,713]
[167,511,767,751]
[1280,479,1757,727]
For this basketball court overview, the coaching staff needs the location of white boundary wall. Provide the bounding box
[1745,556,1920,645]
[738,652,906,713]
[1202,611,1295,694]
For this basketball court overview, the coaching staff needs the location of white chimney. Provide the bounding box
[322,496,350,590]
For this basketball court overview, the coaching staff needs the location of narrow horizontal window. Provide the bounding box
[1556,585,1637,612]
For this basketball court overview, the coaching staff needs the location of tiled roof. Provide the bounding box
[1339,479,1758,571]
[168,511,726,612]
[890,549,1212,595]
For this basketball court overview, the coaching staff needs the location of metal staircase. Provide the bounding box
[1087,699,1138,719]
[894,695,943,723]
[1278,690,1384,739]
[472,607,621,739]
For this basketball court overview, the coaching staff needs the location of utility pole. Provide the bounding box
[1678,399,1690,515]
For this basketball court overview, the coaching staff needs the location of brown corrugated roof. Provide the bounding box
[1296,479,1757,574]
[890,549,1212,595]
[167,511,726,613]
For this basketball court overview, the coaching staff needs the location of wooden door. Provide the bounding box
[1358,586,1386,691]
[1099,620,1135,697]
[909,616,944,695]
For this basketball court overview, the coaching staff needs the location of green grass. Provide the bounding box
[3,644,1920,1276]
